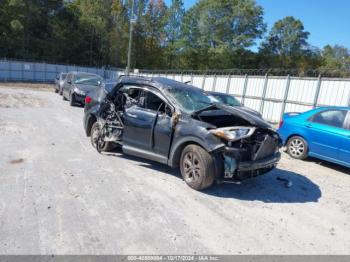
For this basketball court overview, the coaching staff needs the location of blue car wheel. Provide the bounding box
[287,136,308,160]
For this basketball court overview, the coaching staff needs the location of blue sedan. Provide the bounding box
[278,107,350,168]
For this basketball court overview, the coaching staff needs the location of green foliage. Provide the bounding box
[0,0,347,74]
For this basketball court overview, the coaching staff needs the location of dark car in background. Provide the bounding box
[62,72,104,106]
[278,107,350,168]
[54,72,67,95]
[206,91,262,118]
[83,76,281,191]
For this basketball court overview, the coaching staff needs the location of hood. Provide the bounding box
[192,103,271,129]
[73,84,100,92]
[239,106,262,117]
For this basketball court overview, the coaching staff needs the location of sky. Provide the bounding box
[165,0,350,51]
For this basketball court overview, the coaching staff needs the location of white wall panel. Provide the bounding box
[288,78,317,103]
[215,77,229,93]
[262,101,283,122]
[203,76,215,91]
[244,98,261,112]
[228,76,246,96]
[265,78,287,99]
[192,76,203,88]
[318,80,350,106]
[245,77,265,97]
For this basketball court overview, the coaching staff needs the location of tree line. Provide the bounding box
[0,0,349,75]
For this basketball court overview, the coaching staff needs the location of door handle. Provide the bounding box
[304,124,312,128]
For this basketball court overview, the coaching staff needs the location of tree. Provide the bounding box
[179,0,266,69]
[260,16,310,56]
[164,0,185,68]
[321,45,350,71]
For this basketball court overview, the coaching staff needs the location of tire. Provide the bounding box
[54,88,58,93]
[59,87,63,96]
[90,122,115,152]
[180,144,216,190]
[287,136,308,160]
[62,91,68,101]
[69,92,76,106]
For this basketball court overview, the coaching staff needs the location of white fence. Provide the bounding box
[136,72,350,123]
[1,59,349,123]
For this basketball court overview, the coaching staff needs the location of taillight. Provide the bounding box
[85,96,92,104]
[278,119,284,129]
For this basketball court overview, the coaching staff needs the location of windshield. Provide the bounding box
[212,94,241,107]
[60,73,67,80]
[166,88,219,113]
[73,74,103,86]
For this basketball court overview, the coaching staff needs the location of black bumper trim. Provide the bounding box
[238,152,281,171]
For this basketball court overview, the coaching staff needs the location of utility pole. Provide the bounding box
[126,0,136,75]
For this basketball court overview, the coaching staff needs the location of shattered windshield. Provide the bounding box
[73,74,103,86]
[211,94,241,107]
[166,88,219,113]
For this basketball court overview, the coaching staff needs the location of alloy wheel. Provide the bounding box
[289,138,305,158]
[182,151,201,183]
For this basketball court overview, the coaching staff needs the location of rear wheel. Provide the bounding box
[90,122,115,152]
[287,136,308,160]
[54,88,58,93]
[180,144,216,190]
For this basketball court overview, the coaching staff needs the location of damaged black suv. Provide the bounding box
[83,76,281,190]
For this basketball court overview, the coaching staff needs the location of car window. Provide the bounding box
[66,73,72,82]
[61,73,67,80]
[310,110,347,128]
[73,74,103,86]
[143,91,166,112]
[343,111,350,130]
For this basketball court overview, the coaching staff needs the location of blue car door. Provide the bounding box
[306,109,348,161]
[338,111,350,166]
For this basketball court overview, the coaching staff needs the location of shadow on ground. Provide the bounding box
[105,150,321,204]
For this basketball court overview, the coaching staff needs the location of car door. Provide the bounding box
[338,110,350,165]
[307,109,348,161]
[62,73,72,97]
[123,86,173,157]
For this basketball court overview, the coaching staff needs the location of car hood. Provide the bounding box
[239,106,262,117]
[73,84,99,92]
[192,103,271,129]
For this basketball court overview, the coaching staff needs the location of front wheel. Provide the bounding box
[69,92,76,106]
[180,144,216,190]
[287,136,308,160]
[90,122,115,152]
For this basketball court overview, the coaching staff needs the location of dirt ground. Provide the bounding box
[0,84,349,255]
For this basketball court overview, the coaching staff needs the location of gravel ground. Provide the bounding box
[0,86,349,255]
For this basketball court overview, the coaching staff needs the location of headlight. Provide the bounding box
[74,87,86,95]
[210,127,256,141]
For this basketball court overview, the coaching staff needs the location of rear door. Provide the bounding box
[307,109,348,161]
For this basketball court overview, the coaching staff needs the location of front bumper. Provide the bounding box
[220,136,281,182]
[238,152,281,171]
[74,93,86,104]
